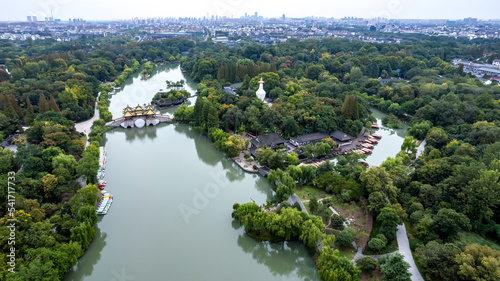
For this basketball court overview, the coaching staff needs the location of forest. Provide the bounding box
[0,32,500,280]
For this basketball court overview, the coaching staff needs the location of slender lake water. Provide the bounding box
[364,108,409,167]
[64,65,319,281]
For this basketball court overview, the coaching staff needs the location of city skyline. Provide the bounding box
[1,0,500,22]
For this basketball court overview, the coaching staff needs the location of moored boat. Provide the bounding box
[361,143,374,149]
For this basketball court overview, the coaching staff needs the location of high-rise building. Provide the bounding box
[282,14,285,20]
[255,12,258,18]
[32,16,37,22]
[27,16,32,22]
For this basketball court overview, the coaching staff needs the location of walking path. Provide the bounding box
[416,139,426,158]
[396,224,425,281]
[75,92,101,147]
[287,193,308,214]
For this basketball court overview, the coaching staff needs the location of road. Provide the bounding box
[74,92,101,147]
[396,224,425,281]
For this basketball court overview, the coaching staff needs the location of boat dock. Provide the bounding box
[96,146,114,215]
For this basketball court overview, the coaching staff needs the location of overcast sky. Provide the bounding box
[2,0,499,21]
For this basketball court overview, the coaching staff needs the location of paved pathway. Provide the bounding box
[416,139,426,158]
[75,92,101,147]
[287,193,308,214]
[396,224,425,281]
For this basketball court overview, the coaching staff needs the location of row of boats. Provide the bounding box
[352,133,382,155]
[96,147,113,215]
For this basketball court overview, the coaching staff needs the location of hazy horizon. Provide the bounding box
[1,0,499,22]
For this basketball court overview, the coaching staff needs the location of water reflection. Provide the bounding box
[236,234,318,280]
[65,226,107,281]
[254,176,275,199]
[105,124,161,142]
[173,124,220,166]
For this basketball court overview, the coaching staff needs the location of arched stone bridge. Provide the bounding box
[105,113,174,128]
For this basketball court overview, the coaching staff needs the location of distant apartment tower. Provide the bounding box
[27,16,32,22]
[255,12,258,18]
[282,14,285,20]
[32,16,37,22]
[463,17,478,25]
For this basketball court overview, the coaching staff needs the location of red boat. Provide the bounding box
[368,138,378,144]
[371,123,380,129]
[364,139,375,144]
[371,134,382,139]
[360,148,372,154]
[361,143,374,149]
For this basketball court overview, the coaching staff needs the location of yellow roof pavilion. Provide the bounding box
[124,111,134,117]
[144,109,155,115]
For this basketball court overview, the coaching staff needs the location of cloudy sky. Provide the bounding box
[2,0,499,21]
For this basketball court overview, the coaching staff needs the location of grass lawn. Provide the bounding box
[363,220,398,255]
[455,231,500,251]
[295,185,329,201]
[337,247,356,260]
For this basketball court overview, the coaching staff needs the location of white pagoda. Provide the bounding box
[256,77,266,101]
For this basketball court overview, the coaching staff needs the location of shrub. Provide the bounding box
[357,256,378,273]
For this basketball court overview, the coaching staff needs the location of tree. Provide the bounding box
[360,166,393,193]
[299,217,325,248]
[356,256,378,273]
[38,93,50,113]
[368,191,387,215]
[415,241,461,280]
[309,196,320,213]
[42,174,58,199]
[341,93,359,120]
[455,245,500,281]
[1,94,19,119]
[401,136,417,154]
[432,208,470,239]
[380,253,412,281]
[461,170,500,221]
[408,120,432,140]
[49,94,60,112]
[426,127,449,149]
[336,227,358,247]
[377,207,400,242]
[317,246,361,281]
[368,235,387,252]
[24,98,35,125]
